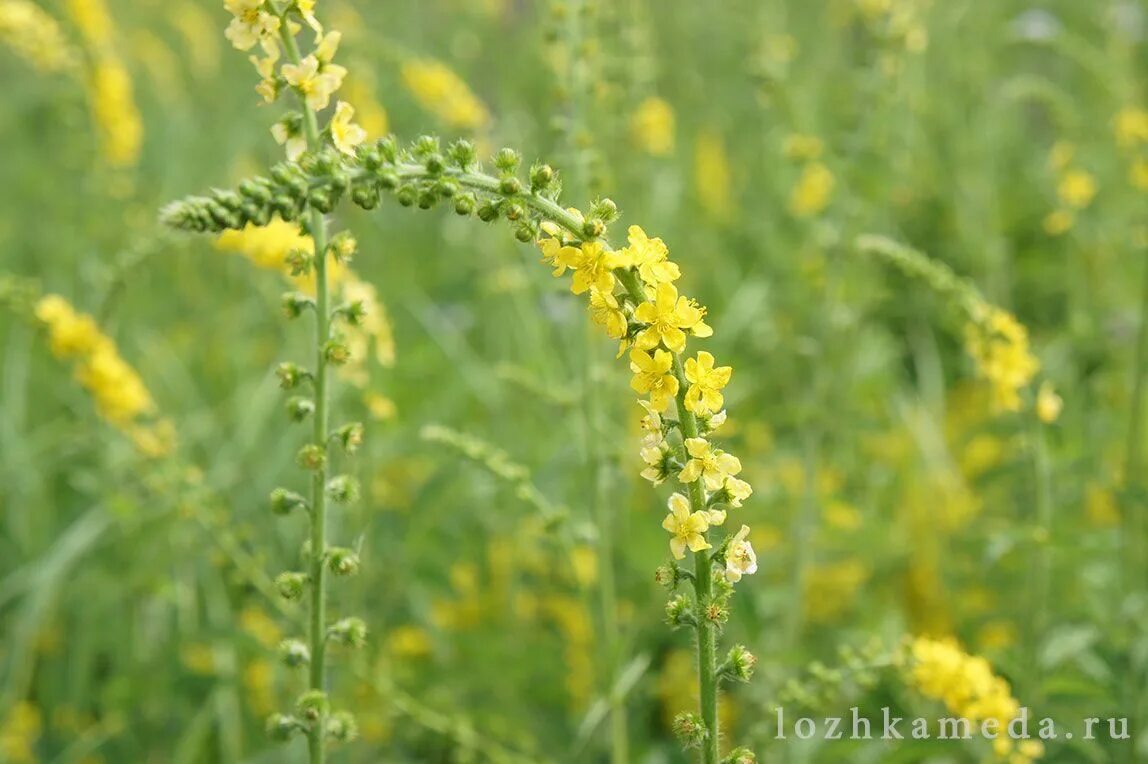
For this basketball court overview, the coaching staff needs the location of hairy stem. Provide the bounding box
[280,24,330,764]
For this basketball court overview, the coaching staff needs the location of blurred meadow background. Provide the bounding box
[2,0,1148,761]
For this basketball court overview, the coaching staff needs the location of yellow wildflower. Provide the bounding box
[788,162,835,217]
[695,128,733,221]
[0,701,41,764]
[634,282,713,353]
[400,57,490,130]
[223,0,280,52]
[679,437,742,492]
[1048,141,1074,171]
[661,493,711,559]
[1056,168,1096,209]
[1042,209,1073,236]
[1114,106,1148,149]
[629,96,676,156]
[629,348,679,412]
[617,225,680,287]
[250,46,280,103]
[640,440,671,484]
[588,287,627,339]
[1130,158,1148,190]
[330,100,366,155]
[565,240,620,295]
[282,54,344,112]
[1035,381,1062,423]
[683,350,731,416]
[723,525,757,583]
[964,305,1040,412]
[0,0,79,73]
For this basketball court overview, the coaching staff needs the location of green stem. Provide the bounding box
[280,23,330,764]
[669,350,719,764]
[1126,251,1148,588]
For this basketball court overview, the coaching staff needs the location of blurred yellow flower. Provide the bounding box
[1056,168,1097,209]
[964,304,1040,412]
[694,128,734,221]
[788,162,835,217]
[1042,209,1074,236]
[0,701,41,764]
[401,57,490,130]
[629,96,676,156]
[783,133,824,161]
[1114,106,1148,149]
[0,0,79,73]
[1036,381,1062,423]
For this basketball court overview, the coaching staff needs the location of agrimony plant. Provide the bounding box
[162,3,763,762]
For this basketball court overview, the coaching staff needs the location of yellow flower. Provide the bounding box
[789,161,835,217]
[617,225,680,287]
[637,398,663,448]
[640,440,671,484]
[1042,209,1073,236]
[250,46,280,103]
[1130,158,1148,191]
[661,493,711,559]
[271,119,307,160]
[566,240,620,295]
[683,350,731,416]
[1115,106,1148,149]
[330,100,366,155]
[89,59,142,167]
[695,128,733,222]
[964,305,1040,412]
[723,475,753,507]
[783,133,823,161]
[629,96,675,156]
[0,701,42,764]
[223,0,280,52]
[723,525,757,582]
[588,287,627,339]
[1048,140,1074,171]
[282,54,344,112]
[295,0,321,32]
[634,282,712,353]
[629,349,679,412]
[1056,168,1097,209]
[679,437,742,492]
[400,57,490,130]
[0,0,79,73]
[1035,381,1062,423]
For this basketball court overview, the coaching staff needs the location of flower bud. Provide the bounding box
[276,362,307,389]
[281,291,314,319]
[309,189,335,214]
[582,218,605,239]
[325,711,358,742]
[435,178,457,198]
[336,300,366,325]
[327,617,367,647]
[329,231,357,262]
[704,601,729,625]
[265,713,302,741]
[351,184,380,210]
[494,147,521,173]
[504,203,525,221]
[454,193,476,216]
[396,184,416,206]
[722,748,757,764]
[326,546,360,576]
[375,136,397,163]
[323,339,351,366]
[417,186,438,209]
[499,176,523,196]
[270,487,307,515]
[720,645,757,683]
[665,594,694,628]
[448,139,476,169]
[278,638,311,667]
[529,163,554,192]
[275,571,308,601]
[325,475,360,504]
[673,712,709,749]
[334,422,364,453]
[285,249,312,277]
[295,690,329,723]
[515,223,536,243]
[476,200,501,222]
[296,444,326,471]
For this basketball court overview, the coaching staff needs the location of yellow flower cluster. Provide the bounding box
[1114,106,1148,192]
[630,96,676,156]
[694,128,734,222]
[535,223,756,579]
[224,0,367,159]
[400,57,491,131]
[1042,141,1097,236]
[0,701,41,764]
[787,137,835,218]
[908,636,1044,763]
[33,294,174,456]
[0,0,79,73]
[963,303,1040,412]
[67,0,143,167]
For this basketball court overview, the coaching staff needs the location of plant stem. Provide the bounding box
[1125,251,1148,588]
[280,24,330,764]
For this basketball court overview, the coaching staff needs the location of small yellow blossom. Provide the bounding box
[695,128,733,222]
[1042,209,1074,236]
[250,47,280,103]
[788,162,835,217]
[1115,106,1148,149]
[271,119,307,160]
[223,0,280,52]
[0,701,42,764]
[588,287,627,339]
[723,475,753,507]
[637,399,663,448]
[561,240,620,295]
[617,225,680,287]
[1130,158,1148,191]
[0,0,79,73]
[330,100,366,155]
[634,282,713,353]
[662,493,711,559]
[1036,381,1062,423]
[1048,141,1074,171]
[282,53,344,112]
[629,96,676,156]
[1056,168,1097,209]
[400,57,490,130]
[683,350,731,416]
[640,440,671,484]
[629,349,679,412]
[964,305,1040,412]
[723,525,758,582]
[679,437,742,492]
